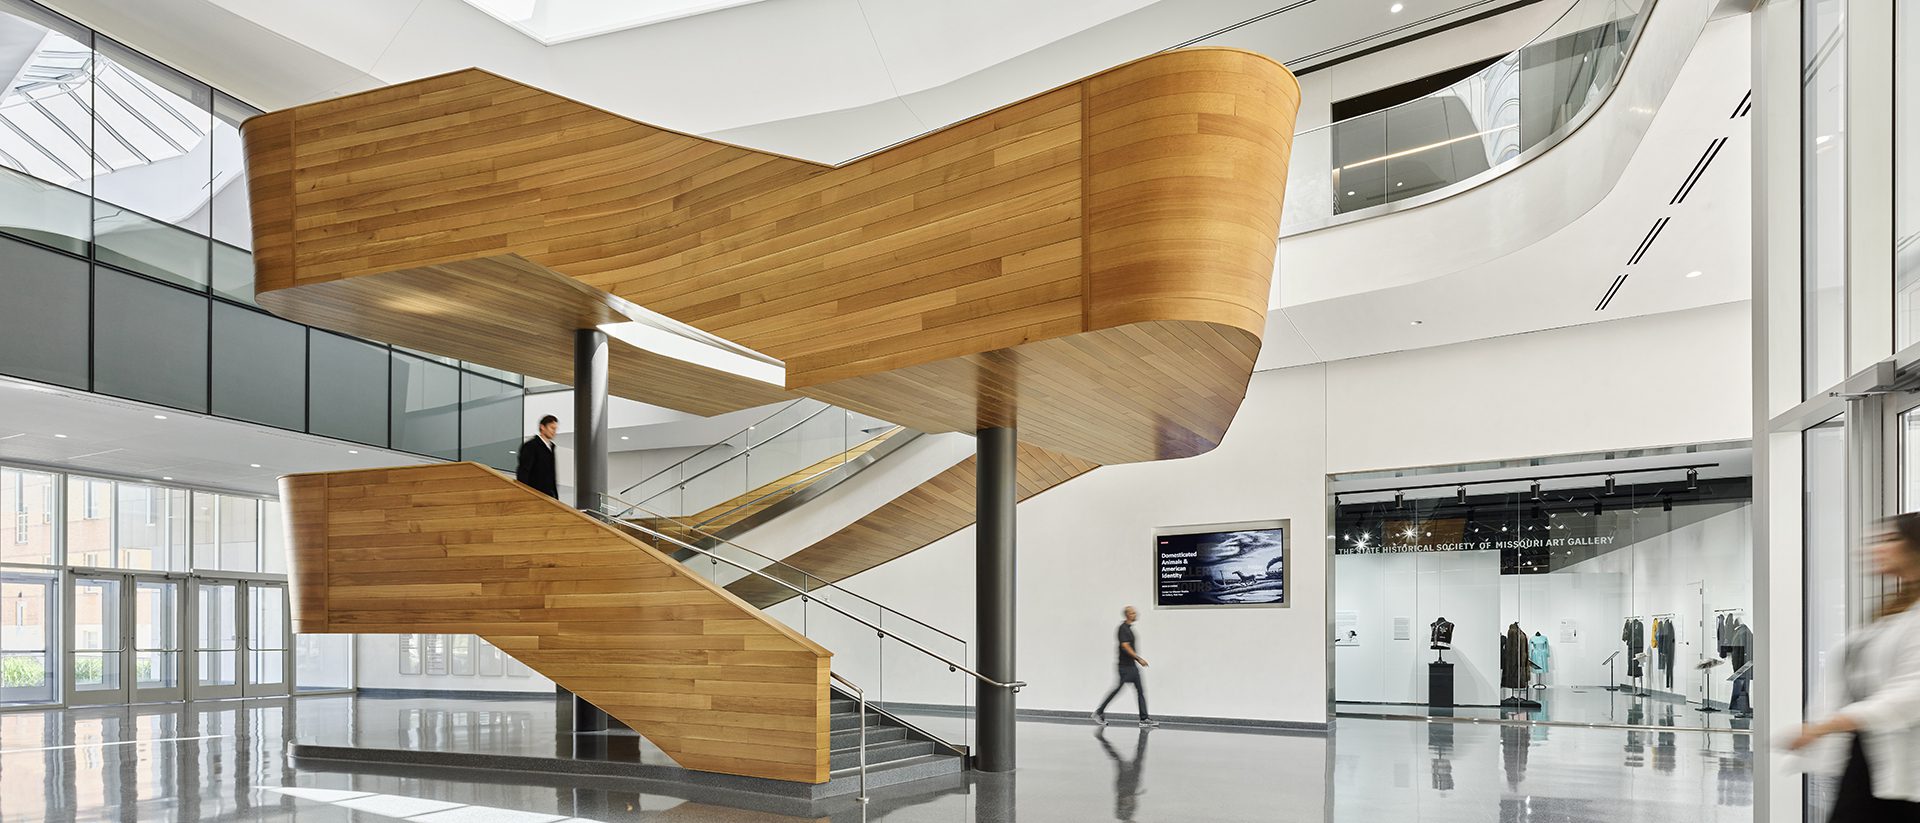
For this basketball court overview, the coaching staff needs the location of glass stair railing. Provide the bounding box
[611,399,910,540]
[590,495,1021,756]
[1277,0,1653,232]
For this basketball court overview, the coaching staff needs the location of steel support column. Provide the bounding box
[561,326,611,733]
[975,426,1017,772]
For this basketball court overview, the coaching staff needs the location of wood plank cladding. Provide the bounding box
[245,48,1299,465]
[725,443,1098,609]
[281,462,832,783]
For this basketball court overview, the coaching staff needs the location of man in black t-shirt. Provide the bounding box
[1094,606,1158,727]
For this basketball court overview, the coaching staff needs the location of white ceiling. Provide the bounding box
[1258,10,1752,371]
[0,376,433,495]
[40,0,1543,160]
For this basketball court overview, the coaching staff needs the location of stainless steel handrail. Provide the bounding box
[589,509,1022,692]
[632,403,840,504]
[600,490,965,646]
[635,426,905,536]
[616,398,815,497]
[829,671,869,803]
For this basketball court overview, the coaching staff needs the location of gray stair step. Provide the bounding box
[830,711,887,732]
[825,753,967,793]
[829,739,935,771]
[829,698,859,714]
[831,724,907,750]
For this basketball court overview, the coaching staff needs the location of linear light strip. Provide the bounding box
[1338,124,1519,171]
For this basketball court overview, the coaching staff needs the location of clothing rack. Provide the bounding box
[1714,608,1745,614]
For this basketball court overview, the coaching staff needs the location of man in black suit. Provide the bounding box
[515,414,560,498]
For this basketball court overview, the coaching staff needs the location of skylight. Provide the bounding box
[461,0,774,45]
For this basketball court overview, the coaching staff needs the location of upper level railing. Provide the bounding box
[1277,0,1652,233]
[614,399,897,519]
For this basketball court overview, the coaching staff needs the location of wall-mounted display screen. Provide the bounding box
[1155,521,1288,608]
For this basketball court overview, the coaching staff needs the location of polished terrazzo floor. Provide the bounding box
[1338,684,1756,732]
[0,694,1752,822]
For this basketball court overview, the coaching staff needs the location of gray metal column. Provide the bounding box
[561,326,611,733]
[975,426,1016,772]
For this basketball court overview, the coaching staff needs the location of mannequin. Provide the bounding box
[1429,617,1455,649]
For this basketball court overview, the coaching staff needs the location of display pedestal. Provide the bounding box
[1428,662,1454,708]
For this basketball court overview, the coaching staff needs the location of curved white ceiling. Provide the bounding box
[40,0,1543,160]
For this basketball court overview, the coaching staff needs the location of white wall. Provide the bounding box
[356,635,553,694]
[829,302,1750,726]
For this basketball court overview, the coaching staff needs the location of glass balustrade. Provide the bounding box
[1262,0,1650,230]
[598,504,979,751]
[615,400,895,524]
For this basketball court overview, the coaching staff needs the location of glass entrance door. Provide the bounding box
[68,572,187,705]
[132,576,183,702]
[192,579,241,699]
[67,575,123,705]
[244,581,288,697]
[1,569,59,706]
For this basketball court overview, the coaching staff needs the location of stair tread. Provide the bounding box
[829,752,962,777]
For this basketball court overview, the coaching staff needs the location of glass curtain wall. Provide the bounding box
[0,462,353,707]
[1332,465,1753,730]
[0,0,526,470]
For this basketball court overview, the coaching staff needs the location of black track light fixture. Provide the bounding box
[1686,468,1698,490]
[1395,490,1405,509]
[1605,475,1616,495]
[1594,499,1603,516]
[1530,481,1541,501]
[1662,497,1673,512]
[1457,485,1468,504]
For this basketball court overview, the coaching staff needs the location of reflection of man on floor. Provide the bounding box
[1096,725,1149,821]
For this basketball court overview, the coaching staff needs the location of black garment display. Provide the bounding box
[1622,618,1646,679]
[1728,621,1752,671]
[514,435,558,498]
[1502,623,1529,689]
[1656,619,1676,689]
[1429,617,1455,650]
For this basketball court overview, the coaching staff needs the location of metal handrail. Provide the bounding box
[829,671,869,803]
[618,402,846,506]
[589,509,1023,692]
[627,426,905,535]
[616,398,814,497]
[600,490,964,646]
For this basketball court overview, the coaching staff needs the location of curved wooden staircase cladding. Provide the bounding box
[281,462,833,783]
[243,47,1300,466]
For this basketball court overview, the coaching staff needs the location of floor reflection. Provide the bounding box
[0,695,1754,822]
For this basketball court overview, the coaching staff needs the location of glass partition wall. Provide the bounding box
[0,462,345,709]
[1331,454,1753,731]
[0,0,526,471]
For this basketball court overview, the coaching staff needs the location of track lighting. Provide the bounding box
[1457,486,1468,504]
[1530,481,1541,501]
[1686,468,1698,490]
[1395,490,1404,508]
[1662,497,1673,512]
[1605,475,1616,495]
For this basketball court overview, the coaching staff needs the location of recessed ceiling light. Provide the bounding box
[152,414,167,420]
[162,476,173,481]
[1410,320,1424,326]
[1390,2,1404,12]
[249,463,262,468]
[1346,190,1356,196]
[53,433,66,438]
[1686,270,1702,278]
[347,449,359,454]
[620,435,630,440]
[1395,181,1404,187]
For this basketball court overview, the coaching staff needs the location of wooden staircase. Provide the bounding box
[281,462,837,783]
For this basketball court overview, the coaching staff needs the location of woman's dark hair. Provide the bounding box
[1879,513,1920,619]
[538,415,558,427]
